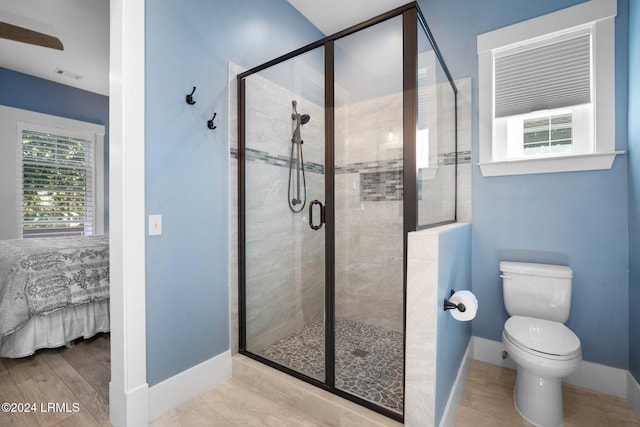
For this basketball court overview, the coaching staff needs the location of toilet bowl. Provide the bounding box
[502,315,582,427]
[500,262,581,427]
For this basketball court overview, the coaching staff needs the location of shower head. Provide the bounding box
[292,100,311,126]
[292,112,311,128]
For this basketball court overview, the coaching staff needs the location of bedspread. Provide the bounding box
[0,235,109,337]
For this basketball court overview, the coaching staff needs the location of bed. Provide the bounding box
[0,235,109,358]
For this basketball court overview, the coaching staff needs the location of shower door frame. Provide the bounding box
[237,3,456,422]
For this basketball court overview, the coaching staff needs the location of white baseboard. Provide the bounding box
[565,358,627,398]
[109,381,149,427]
[148,350,232,421]
[439,339,474,427]
[472,336,517,369]
[628,371,640,420]
[472,336,628,398]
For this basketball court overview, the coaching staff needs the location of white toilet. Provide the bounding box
[500,261,582,427]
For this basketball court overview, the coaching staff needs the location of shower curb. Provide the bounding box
[232,353,402,427]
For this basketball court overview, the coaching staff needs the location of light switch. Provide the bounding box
[149,214,162,236]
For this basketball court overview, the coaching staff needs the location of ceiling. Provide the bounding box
[287,0,413,35]
[0,0,109,96]
[0,0,409,97]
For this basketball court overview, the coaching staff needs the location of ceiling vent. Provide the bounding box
[54,68,84,80]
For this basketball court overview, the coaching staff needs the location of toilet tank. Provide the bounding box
[500,261,573,323]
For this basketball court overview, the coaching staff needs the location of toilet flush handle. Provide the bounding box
[500,274,512,279]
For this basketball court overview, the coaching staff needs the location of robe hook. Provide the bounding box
[207,112,217,130]
[186,87,197,105]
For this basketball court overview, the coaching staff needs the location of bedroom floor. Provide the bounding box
[0,333,110,427]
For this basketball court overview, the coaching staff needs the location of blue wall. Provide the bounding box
[419,0,631,369]
[0,67,110,231]
[435,224,471,426]
[144,0,322,386]
[628,0,640,383]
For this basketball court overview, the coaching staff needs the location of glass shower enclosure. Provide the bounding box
[237,2,457,421]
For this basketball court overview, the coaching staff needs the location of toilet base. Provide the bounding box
[514,366,564,427]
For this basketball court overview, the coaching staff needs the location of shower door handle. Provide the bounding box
[309,200,324,230]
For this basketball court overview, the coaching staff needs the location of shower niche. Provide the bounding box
[237,2,457,421]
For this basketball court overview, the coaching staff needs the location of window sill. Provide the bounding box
[478,151,624,177]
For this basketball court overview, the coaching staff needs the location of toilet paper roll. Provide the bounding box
[448,290,478,321]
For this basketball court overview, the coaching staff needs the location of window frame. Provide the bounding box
[477,0,621,177]
[18,122,101,238]
[0,105,104,239]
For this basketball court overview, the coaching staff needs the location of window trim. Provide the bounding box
[477,0,622,177]
[0,105,104,239]
[18,122,102,237]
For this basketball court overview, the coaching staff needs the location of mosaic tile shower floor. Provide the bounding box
[260,317,404,413]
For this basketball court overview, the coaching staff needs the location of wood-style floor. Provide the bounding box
[1,343,638,427]
[0,333,110,427]
[153,360,640,427]
[455,360,640,427]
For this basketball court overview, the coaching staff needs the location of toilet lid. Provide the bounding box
[504,316,581,357]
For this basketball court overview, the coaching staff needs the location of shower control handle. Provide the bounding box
[309,200,324,231]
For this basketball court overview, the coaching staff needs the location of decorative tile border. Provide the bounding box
[335,159,403,175]
[231,148,469,171]
[230,147,324,174]
[231,148,470,202]
[361,170,403,201]
[457,150,472,164]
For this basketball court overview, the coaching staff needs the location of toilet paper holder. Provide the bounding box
[443,290,466,312]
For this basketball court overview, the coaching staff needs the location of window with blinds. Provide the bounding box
[476,0,618,176]
[21,129,96,238]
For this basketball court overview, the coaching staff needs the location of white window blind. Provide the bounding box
[21,129,95,238]
[494,32,591,118]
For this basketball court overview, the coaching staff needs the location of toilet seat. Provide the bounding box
[504,316,581,360]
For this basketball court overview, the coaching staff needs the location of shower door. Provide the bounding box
[240,46,327,382]
[333,15,406,413]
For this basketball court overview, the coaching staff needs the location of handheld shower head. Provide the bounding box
[292,100,311,126]
[292,113,311,126]
[289,100,309,213]
[292,113,310,144]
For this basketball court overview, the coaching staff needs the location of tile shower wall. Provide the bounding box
[418,77,472,226]
[333,77,471,333]
[230,62,326,353]
[405,223,472,427]
[456,77,472,224]
[229,64,241,355]
[335,91,405,333]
